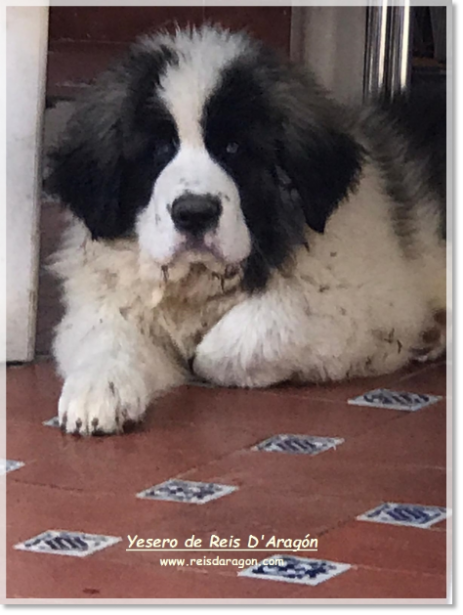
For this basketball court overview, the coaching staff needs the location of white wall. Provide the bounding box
[6,7,49,361]
[291,6,367,105]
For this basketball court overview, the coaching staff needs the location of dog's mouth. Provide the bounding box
[183,236,215,253]
[159,236,244,287]
[153,229,250,276]
[176,235,230,264]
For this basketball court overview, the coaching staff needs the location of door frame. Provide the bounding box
[6,6,49,361]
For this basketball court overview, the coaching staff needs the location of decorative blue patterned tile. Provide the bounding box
[357,503,448,528]
[239,555,351,586]
[0,459,25,476]
[43,416,60,428]
[14,530,122,557]
[348,388,442,411]
[252,434,344,455]
[137,479,237,504]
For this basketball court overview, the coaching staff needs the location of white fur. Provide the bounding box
[136,144,251,265]
[153,26,251,145]
[51,27,446,435]
[193,166,444,386]
[135,29,252,268]
[53,165,445,434]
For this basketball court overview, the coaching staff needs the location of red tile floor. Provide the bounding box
[5,358,449,601]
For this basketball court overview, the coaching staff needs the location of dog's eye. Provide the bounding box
[225,142,240,156]
[154,139,177,161]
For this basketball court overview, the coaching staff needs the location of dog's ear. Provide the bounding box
[45,88,126,239]
[45,44,176,239]
[274,70,364,234]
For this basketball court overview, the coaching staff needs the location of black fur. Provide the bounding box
[46,44,179,239]
[203,61,306,290]
[47,29,363,292]
[385,84,446,205]
[203,48,363,291]
[359,84,446,244]
[387,85,446,240]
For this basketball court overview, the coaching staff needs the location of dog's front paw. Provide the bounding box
[192,334,284,389]
[191,299,296,388]
[58,365,150,436]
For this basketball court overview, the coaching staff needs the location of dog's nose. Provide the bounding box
[171,194,222,235]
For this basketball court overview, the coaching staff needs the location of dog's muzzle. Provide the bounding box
[171,194,222,237]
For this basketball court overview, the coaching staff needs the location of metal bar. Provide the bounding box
[387,2,413,98]
[363,1,413,101]
[363,2,389,100]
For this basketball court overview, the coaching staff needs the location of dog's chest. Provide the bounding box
[154,267,245,360]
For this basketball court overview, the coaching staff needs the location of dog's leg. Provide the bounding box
[54,307,186,435]
[411,309,447,363]
[192,291,316,387]
[192,288,421,387]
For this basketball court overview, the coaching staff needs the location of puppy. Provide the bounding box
[46,25,446,435]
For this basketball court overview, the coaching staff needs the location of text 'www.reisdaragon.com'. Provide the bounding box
[158,557,285,569]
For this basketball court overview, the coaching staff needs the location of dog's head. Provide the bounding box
[47,26,363,291]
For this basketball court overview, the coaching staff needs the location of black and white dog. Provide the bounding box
[47,25,446,435]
